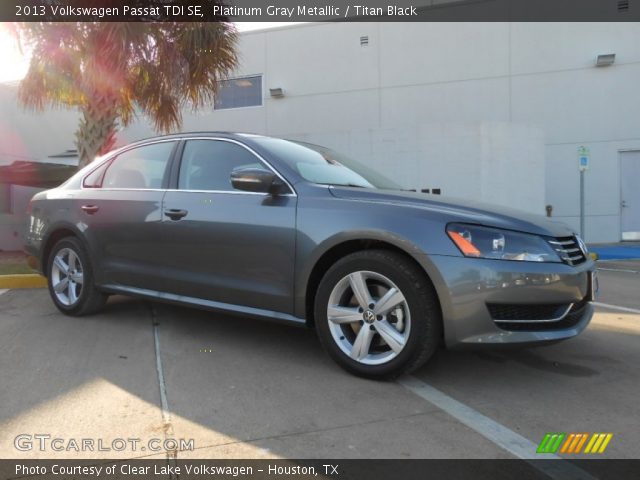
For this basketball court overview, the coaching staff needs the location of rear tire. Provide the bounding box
[314,249,442,380]
[47,237,107,316]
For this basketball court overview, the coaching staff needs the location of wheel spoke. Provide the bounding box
[53,255,69,274]
[348,272,373,309]
[373,287,405,316]
[68,281,78,304]
[69,272,84,284]
[53,277,69,293]
[68,251,77,271]
[374,320,406,353]
[350,325,374,360]
[328,305,362,324]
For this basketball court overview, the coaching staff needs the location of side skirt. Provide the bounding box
[101,284,307,327]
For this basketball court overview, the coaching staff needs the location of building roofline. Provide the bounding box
[238,22,326,36]
[0,80,21,88]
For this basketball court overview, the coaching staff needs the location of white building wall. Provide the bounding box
[284,122,545,214]
[2,21,639,244]
[0,83,79,165]
[508,23,640,242]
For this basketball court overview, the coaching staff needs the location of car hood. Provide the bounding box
[329,187,575,238]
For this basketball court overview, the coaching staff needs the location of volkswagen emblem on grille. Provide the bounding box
[363,310,376,324]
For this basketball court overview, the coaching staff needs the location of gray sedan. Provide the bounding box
[24,133,596,379]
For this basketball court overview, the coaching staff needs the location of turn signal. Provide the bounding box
[447,231,481,257]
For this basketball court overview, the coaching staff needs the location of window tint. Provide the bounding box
[178,140,267,191]
[102,142,175,189]
[214,75,262,110]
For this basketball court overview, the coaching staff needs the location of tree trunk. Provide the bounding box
[75,96,118,170]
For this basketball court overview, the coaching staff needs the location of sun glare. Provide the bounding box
[0,22,307,84]
[0,24,29,83]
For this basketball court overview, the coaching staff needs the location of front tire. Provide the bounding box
[315,250,442,380]
[47,237,107,316]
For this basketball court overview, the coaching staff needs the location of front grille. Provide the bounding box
[547,236,587,266]
[490,296,590,332]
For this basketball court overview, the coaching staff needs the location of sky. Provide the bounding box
[0,22,304,83]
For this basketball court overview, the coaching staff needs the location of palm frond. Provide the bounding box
[16,19,238,134]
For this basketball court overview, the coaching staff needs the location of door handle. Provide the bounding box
[164,209,188,220]
[81,205,99,214]
[621,200,628,208]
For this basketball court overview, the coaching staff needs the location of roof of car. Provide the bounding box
[126,132,267,146]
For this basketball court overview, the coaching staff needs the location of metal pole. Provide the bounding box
[580,170,585,238]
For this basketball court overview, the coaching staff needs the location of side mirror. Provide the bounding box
[230,168,286,195]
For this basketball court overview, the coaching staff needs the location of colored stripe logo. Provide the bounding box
[537,433,613,454]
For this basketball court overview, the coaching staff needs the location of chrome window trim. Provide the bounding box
[80,136,297,197]
[92,188,275,196]
[166,189,278,196]
[83,188,165,192]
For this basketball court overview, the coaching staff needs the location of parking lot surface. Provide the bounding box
[1,261,639,461]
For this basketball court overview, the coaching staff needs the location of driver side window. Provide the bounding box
[178,140,267,191]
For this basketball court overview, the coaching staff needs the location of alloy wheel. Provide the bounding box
[51,248,84,306]
[327,270,411,365]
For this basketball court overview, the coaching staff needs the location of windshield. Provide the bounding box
[252,137,402,190]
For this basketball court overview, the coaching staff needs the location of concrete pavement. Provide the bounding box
[1,262,639,460]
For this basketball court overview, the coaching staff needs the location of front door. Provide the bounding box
[161,138,297,314]
[621,151,640,240]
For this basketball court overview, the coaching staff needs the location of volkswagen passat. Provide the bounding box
[25,133,596,378]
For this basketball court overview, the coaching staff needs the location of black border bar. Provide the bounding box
[2,459,640,480]
[3,0,640,22]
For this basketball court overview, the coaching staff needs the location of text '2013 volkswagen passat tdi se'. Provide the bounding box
[25,133,597,379]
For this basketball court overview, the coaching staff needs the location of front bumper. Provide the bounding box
[422,254,596,347]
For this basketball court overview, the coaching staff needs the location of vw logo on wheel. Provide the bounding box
[363,310,376,323]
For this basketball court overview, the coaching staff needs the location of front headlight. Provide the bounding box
[446,223,561,263]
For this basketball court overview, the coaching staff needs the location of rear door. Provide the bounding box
[76,140,178,291]
[161,138,297,314]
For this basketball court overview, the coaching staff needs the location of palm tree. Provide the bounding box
[15,21,238,169]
